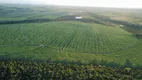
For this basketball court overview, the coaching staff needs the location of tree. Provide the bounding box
[124,59,133,68]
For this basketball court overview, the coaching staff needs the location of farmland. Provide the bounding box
[0,21,141,65]
[0,4,142,66]
[0,21,137,52]
[0,4,142,79]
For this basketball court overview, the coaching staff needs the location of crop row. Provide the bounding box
[0,21,137,53]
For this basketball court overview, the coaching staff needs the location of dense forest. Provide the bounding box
[0,60,142,80]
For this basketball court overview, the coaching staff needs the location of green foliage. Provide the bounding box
[0,61,141,80]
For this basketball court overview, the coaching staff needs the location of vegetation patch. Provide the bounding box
[136,33,142,39]
[0,60,141,80]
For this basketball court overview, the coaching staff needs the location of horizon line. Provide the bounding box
[0,2,142,9]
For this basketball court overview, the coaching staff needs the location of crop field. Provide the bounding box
[0,3,142,79]
[0,4,142,68]
[0,21,141,65]
[0,21,137,53]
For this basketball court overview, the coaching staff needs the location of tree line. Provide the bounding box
[0,14,141,32]
[0,60,142,80]
[0,19,53,25]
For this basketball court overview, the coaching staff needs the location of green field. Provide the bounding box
[0,21,141,65]
[0,4,142,67]
[0,3,142,79]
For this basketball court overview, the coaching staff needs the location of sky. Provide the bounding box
[0,0,142,8]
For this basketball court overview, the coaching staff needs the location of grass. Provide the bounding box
[0,21,141,65]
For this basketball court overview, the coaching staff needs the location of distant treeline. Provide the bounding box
[0,19,53,25]
[0,15,142,34]
[0,15,111,26]
[108,19,142,30]
[135,33,142,38]
[0,15,141,31]
[56,15,142,31]
[90,13,142,34]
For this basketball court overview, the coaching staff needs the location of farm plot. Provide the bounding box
[0,21,137,54]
